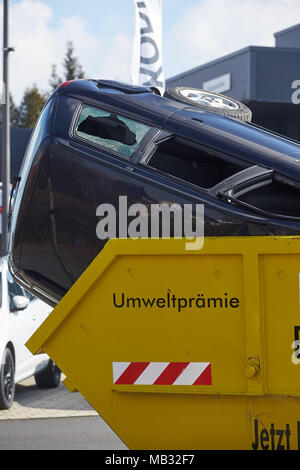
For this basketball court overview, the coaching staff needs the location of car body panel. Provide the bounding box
[8,80,300,306]
[165,107,300,180]
[0,259,52,384]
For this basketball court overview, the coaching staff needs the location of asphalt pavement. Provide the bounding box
[0,416,127,450]
[0,377,127,450]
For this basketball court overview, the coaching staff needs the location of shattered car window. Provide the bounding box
[75,105,152,158]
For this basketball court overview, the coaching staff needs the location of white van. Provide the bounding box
[0,258,60,409]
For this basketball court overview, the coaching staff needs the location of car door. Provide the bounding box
[20,290,52,373]
[7,272,52,381]
[7,270,34,379]
[210,166,300,221]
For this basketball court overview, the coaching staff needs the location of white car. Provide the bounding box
[0,258,61,409]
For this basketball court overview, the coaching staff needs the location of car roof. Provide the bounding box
[54,79,188,129]
[54,79,300,182]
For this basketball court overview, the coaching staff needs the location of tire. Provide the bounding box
[0,348,15,410]
[34,360,61,389]
[164,87,252,122]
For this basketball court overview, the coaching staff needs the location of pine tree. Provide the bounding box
[10,96,20,128]
[18,85,47,128]
[50,42,85,90]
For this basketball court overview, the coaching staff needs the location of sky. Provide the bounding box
[1,0,300,103]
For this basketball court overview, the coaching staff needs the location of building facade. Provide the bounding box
[0,128,31,179]
[166,24,300,141]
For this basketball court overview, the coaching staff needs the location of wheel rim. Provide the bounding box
[179,89,239,110]
[3,354,14,403]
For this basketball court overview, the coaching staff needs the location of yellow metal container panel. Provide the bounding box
[26,237,300,450]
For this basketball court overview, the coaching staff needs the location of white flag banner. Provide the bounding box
[131,0,165,95]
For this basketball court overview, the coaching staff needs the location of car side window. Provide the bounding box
[24,290,35,301]
[146,136,250,189]
[74,105,152,159]
[228,176,300,218]
[7,273,26,310]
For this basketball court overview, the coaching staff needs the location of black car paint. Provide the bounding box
[8,79,300,306]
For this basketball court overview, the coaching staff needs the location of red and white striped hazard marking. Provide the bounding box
[112,362,212,385]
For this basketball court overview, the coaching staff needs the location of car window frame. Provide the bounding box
[70,102,160,163]
[209,166,274,196]
[214,168,300,221]
[139,133,255,195]
[141,137,300,221]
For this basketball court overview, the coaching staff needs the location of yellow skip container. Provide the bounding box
[26,236,300,450]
